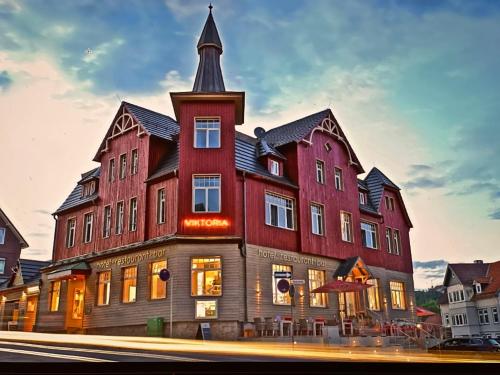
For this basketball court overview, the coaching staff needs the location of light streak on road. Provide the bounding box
[0,346,114,362]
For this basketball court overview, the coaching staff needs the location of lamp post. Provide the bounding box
[159,268,173,338]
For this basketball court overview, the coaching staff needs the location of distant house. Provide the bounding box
[439,260,500,338]
[0,207,29,285]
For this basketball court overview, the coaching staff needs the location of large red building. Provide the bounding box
[37,7,416,339]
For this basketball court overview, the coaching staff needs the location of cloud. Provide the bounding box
[28,232,50,238]
[413,260,448,288]
[0,70,13,91]
[33,209,51,215]
[489,209,500,220]
[414,260,448,270]
[404,177,448,190]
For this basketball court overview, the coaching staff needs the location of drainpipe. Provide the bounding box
[174,169,178,234]
[51,214,58,264]
[241,171,248,323]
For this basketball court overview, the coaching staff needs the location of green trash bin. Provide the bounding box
[147,317,164,337]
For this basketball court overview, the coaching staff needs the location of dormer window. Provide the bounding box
[82,181,96,197]
[359,192,367,205]
[194,118,220,148]
[475,283,482,294]
[270,160,280,176]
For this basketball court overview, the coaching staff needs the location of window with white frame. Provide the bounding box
[66,218,76,248]
[393,229,401,255]
[157,188,166,224]
[385,196,395,211]
[83,213,93,243]
[270,160,280,176]
[316,160,325,184]
[0,258,5,274]
[341,212,353,242]
[193,175,220,212]
[492,307,499,323]
[310,203,324,236]
[272,264,292,305]
[448,289,465,303]
[103,205,112,238]
[195,300,217,319]
[108,158,115,182]
[478,308,490,325]
[475,283,482,294]
[390,281,406,310]
[265,193,294,230]
[452,313,468,326]
[194,118,220,148]
[361,222,378,249]
[129,198,137,231]
[131,149,138,175]
[334,168,343,191]
[0,227,5,244]
[359,192,367,205]
[385,228,393,253]
[116,201,124,234]
[97,271,111,306]
[191,257,222,296]
[367,278,381,311]
[119,154,127,179]
[308,269,326,307]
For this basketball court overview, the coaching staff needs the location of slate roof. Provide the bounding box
[19,259,51,284]
[473,261,500,301]
[364,167,400,211]
[445,263,489,286]
[55,169,100,214]
[255,139,286,160]
[77,167,100,184]
[0,207,29,248]
[147,143,180,181]
[124,102,179,141]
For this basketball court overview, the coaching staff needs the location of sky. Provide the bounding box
[0,0,499,290]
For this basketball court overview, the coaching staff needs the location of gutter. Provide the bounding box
[241,171,248,323]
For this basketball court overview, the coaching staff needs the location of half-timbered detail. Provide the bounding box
[37,6,416,340]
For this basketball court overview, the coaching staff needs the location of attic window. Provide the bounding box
[359,192,367,205]
[475,283,482,294]
[324,143,332,152]
[82,181,96,197]
[270,160,280,176]
[385,196,395,211]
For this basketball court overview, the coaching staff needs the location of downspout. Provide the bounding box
[51,214,58,264]
[174,169,178,234]
[241,171,248,323]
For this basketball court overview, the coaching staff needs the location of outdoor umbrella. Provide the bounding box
[415,306,436,317]
[311,279,372,293]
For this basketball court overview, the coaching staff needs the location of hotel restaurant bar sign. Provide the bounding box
[257,249,326,267]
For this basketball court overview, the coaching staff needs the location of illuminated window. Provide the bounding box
[0,258,5,274]
[193,176,220,213]
[341,212,352,242]
[316,160,325,184]
[157,188,166,224]
[272,264,292,305]
[265,193,294,230]
[130,149,138,175]
[194,118,220,148]
[393,229,401,255]
[103,206,111,238]
[270,160,280,176]
[310,204,324,236]
[150,260,167,300]
[129,198,137,232]
[119,153,127,179]
[195,300,217,319]
[361,222,378,249]
[367,278,381,311]
[308,269,326,307]
[116,201,124,234]
[334,168,343,191]
[66,218,76,248]
[108,158,115,182]
[390,281,406,310]
[49,281,61,312]
[83,213,93,243]
[122,266,137,303]
[385,228,393,253]
[191,257,222,296]
[97,271,111,306]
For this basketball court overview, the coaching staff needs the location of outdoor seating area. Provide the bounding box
[253,316,327,337]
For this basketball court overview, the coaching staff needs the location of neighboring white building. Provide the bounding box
[439,260,500,338]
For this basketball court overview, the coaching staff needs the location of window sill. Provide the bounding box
[341,239,353,244]
[265,223,295,232]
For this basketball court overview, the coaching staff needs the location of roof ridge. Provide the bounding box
[265,108,330,135]
[123,101,177,122]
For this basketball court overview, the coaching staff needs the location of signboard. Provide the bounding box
[184,219,230,228]
[291,279,305,285]
[274,271,292,279]
[199,322,212,340]
[277,279,290,293]
[159,268,170,282]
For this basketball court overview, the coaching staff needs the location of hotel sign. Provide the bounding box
[94,249,166,270]
[258,249,327,267]
[183,218,230,228]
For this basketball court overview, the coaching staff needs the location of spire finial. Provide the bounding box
[209,3,213,13]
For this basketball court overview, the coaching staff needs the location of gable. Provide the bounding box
[0,208,29,249]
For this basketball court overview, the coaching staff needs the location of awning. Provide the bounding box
[47,262,91,280]
[415,306,436,317]
[311,280,373,293]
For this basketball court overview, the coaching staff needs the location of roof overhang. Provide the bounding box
[47,261,91,281]
[170,91,245,125]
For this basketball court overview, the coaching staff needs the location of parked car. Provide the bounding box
[428,338,500,352]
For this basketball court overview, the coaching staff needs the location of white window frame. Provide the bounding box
[367,278,381,311]
[385,227,393,253]
[66,217,76,248]
[130,149,138,175]
[452,313,468,326]
[194,118,221,149]
[157,188,166,224]
[83,212,93,244]
[265,192,295,230]
[340,211,353,242]
[393,229,401,255]
[195,300,218,319]
[444,313,450,327]
[119,153,127,180]
[475,283,482,294]
[390,280,406,310]
[129,197,137,232]
[270,160,280,176]
[359,192,366,205]
[0,258,6,274]
[316,160,325,184]
[385,196,395,211]
[361,221,378,249]
[310,203,324,236]
[116,201,124,235]
[192,175,221,213]
[103,205,112,238]
[108,158,115,182]
[492,307,499,324]
[334,167,343,191]
[478,308,490,325]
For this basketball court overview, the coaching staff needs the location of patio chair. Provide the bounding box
[264,317,279,336]
[299,318,312,335]
[254,317,265,337]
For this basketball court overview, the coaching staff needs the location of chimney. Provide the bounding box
[473,260,483,264]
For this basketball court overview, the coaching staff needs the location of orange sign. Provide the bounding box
[184,218,230,228]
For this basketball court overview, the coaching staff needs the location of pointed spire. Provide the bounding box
[193,4,225,92]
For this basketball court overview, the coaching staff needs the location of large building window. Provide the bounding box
[157,188,166,224]
[116,201,124,234]
[0,258,5,274]
[195,300,217,319]
[66,218,76,248]
[390,281,406,310]
[108,158,115,182]
[310,204,324,236]
[308,269,326,307]
[97,271,111,306]
[334,167,343,191]
[393,229,401,255]
[361,221,378,249]
[193,175,220,212]
[119,153,127,180]
[341,212,353,242]
[194,118,220,148]
[385,196,395,211]
[150,260,167,300]
[478,308,490,325]
[272,264,292,305]
[0,227,5,244]
[83,213,93,243]
[103,206,111,238]
[452,313,468,326]
[366,279,381,311]
[316,160,325,184]
[129,197,137,232]
[130,149,138,175]
[49,281,61,312]
[122,266,137,303]
[448,289,465,303]
[492,307,499,323]
[191,257,222,296]
[265,193,294,230]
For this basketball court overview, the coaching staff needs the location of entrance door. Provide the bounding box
[65,279,85,330]
[23,296,38,332]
